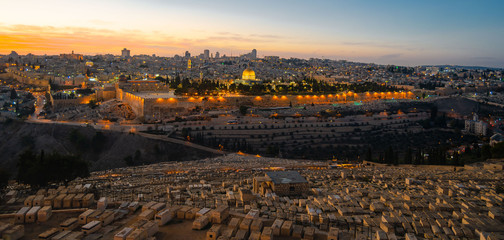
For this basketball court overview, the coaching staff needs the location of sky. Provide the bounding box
[1,0,503,67]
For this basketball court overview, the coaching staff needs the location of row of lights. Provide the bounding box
[153,91,414,103]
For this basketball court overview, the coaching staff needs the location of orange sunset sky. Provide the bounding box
[1,0,503,67]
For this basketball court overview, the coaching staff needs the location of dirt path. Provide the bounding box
[136,132,226,155]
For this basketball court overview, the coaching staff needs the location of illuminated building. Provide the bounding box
[187,59,191,70]
[117,91,201,120]
[242,68,255,80]
[234,67,262,85]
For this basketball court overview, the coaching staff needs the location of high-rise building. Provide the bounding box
[185,51,191,58]
[121,48,131,58]
[215,52,220,59]
[251,49,257,59]
[204,49,210,59]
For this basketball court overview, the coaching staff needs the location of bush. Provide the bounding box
[0,167,9,189]
[17,150,89,187]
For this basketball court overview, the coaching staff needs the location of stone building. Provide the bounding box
[253,171,309,196]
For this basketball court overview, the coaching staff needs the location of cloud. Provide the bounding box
[340,41,371,46]
[89,19,114,25]
[340,41,419,52]
[249,34,283,39]
[217,32,241,37]
[0,24,289,56]
[0,24,194,55]
[204,32,284,43]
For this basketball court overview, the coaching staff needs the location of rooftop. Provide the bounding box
[265,171,307,184]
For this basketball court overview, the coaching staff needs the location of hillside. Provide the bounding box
[0,121,217,173]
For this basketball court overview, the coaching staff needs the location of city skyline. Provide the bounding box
[1,0,504,67]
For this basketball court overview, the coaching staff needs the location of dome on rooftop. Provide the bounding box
[242,68,256,80]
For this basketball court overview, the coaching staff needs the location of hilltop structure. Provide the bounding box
[234,68,262,85]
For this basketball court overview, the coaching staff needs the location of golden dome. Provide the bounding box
[242,68,256,80]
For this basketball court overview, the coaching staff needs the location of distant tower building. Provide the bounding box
[204,49,210,59]
[60,51,83,60]
[121,48,131,58]
[185,51,191,58]
[251,49,257,59]
[215,52,220,59]
[187,59,192,70]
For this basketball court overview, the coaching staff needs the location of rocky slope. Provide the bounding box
[0,120,217,173]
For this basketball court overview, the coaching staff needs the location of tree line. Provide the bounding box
[365,142,504,166]
[156,75,399,96]
[16,150,89,187]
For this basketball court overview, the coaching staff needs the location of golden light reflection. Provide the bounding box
[97,174,123,178]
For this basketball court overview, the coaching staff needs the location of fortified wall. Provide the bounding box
[119,90,415,121]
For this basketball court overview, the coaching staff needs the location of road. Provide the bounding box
[136,132,226,155]
[29,92,45,120]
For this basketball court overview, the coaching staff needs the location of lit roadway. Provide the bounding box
[29,93,45,120]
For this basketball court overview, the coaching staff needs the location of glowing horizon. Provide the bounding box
[1,0,503,67]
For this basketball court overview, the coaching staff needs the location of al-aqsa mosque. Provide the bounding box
[235,67,263,85]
